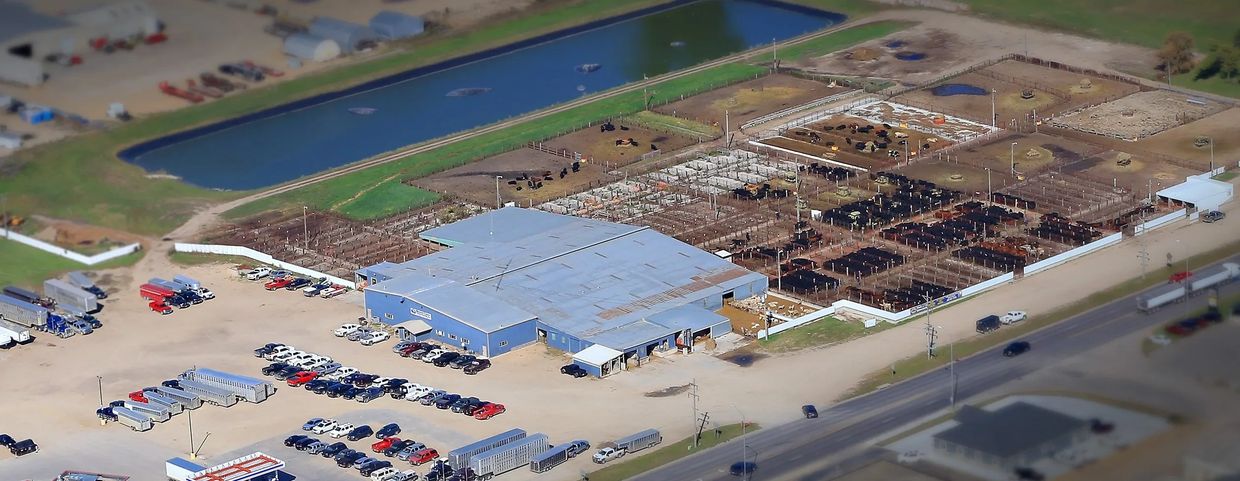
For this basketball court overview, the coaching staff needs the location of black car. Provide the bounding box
[285,278,311,290]
[359,460,393,476]
[730,461,757,476]
[351,373,380,387]
[261,362,288,376]
[448,355,477,369]
[451,397,480,413]
[1003,341,1031,357]
[802,404,818,419]
[561,364,588,378]
[161,379,181,389]
[335,450,365,468]
[0,434,13,447]
[9,439,37,456]
[319,442,348,458]
[306,379,332,393]
[284,434,309,447]
[357,387,385,403]
[463,359,491,375]
[976,315,1001,334]
[293,437,319,450]
[461,399,486,416]
[342,386,364,400]
[346,425,374,441]
[376,423,401,439]
[433,352,462,367]
[435,394,462,409]
[326,382,351,398]
[384,440,415,457]
[381,379,408,394]
[275,365,302,380]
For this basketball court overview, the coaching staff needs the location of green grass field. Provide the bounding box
[0,239,143,289]
[758,315,893,353]
[587,423,758,481]
[847,239,1240,398]
[334,180,443,221]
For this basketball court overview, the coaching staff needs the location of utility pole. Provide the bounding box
[1207,137,1214,173]
[724,109,730,148]
[188,408,196,459]
[923,295,938,358]
[301,206,309,252]
[688,379,700,447]
[990,89,996,128]
[986,168,992,206]
[495,175,503,209]
[96,376,103,406]
[1010,141,1017,174]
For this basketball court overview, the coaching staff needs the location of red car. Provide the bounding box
[265,277,292,290]
[410,448,439,465]
[149,301,173,315]
[286,371,318,387]
[372,437,400,453]
[128,390,148,403]
[473,403,505,420]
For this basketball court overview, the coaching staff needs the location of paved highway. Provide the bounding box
[631,256,1240,481]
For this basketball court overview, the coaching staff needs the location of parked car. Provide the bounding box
[360,331,391,346]
[434,394,462,409]
[314,362,342,375]
[262,362,290,376]
[420,349,447,363]
[284,434,309,447]
[432,352,461,367]
[336,450,365,468]
[404,385,434,401]
[244,267,271,280]
[307,380,334,394]
[391,341,415,353]
[367,467,398,480]
[448,354,477,369]
[347,328,374,342]
[351,373,381,387]
[561,364,588,378]
[384,439,416,457]
[286,278,311,290]
[321,285,348,298]
[473,403,505,420]
[380,379,408,394]
[302,418,326,431]
[357,387,385,403]
[293,437,318,451]
[274,366,303,381]
[372,437,400,453]
[1000,311,1028,324]
[287,371,318,387]
[254,343,283,357]
[1202,210,1225,223]
[410,448,439,465]
[975,315,1001,333]
[1003,341,1032,357]
[451,397,479,413]
[463,359,492,375]
[376,423,401,439]
[149,301,173,315]
[419,390,448,406]
[346,425,375,441]
[264,277,292,290]
[303,282,330,297]
[305,441,328,454]
[334,323,361,337]
[398,343,425,357]
[320,442,348,458]
[358,460,393,477]
[342,386,364,400]
[326,383,352,398]
[802,405,818,419]
[311,420,338,435]
[328,422,355,438]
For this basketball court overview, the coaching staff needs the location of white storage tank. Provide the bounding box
[283,33,340,62]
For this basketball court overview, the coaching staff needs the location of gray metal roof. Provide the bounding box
[934,403,1086,459]
[369,10,424,40]
[648,304,730,332]
[375,208,765,350]
[0,2,73,44]
[368,272,536,332]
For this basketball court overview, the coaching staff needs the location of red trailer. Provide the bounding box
[139,283,175,302]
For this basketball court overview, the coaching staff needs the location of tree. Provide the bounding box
[1217,45,1240,80]
[1158,31,1196,75]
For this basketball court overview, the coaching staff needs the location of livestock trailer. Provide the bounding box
[122,400,171,422]
[113,406,153,432]
[154,386,203,410]
[180,368,275,403]
[175,379,240,407]
[448,428,526,470]
[141,391,185,415]
[470,433,550,479]
[44,278,99,313]
[1137,283,1187,312]
[0,295,48,327]
[1188,262,1240,294]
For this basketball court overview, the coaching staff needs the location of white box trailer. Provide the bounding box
[155,386,203,410]
[113,406,153,432]
[1188,262,1240,294]
[124,400,171,422]
[0,318,32,346]
[180,368,275,403]
[44,278,98,313]
[1138,283,1187,312]
[530,440,589,473]
[141,391,184,415]
[173,275,202,290]
[0,295,47,327]
[471,433,550,478]
[448,428,526,469]
[176,379,240,407]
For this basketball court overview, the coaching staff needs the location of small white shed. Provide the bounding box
[283,33,340,62]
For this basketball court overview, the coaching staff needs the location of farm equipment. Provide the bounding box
[158,82,204,103]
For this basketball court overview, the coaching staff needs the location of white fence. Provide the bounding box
[739,90,866,130]
[960,272,1015,298]
[174,243,356,289]
[2,230,141,265]
[1024,232,1123,275]
[1135,209,1187,235]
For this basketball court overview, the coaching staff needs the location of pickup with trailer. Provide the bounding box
[593,429,661,464]
[69,271,108,299]
[530,440,590,473]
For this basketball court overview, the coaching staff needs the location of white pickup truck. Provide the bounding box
[592,447,625,464]
[244,267,272,281]
[1000,311,1028,325]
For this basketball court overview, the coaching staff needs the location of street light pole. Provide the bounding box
[1010,141,1017,175]
[990,89,996,127]
[301,206,308,252]
[986,168,992,205]
[1208,137,1214,173]
[96,376,103,406]
[495,176,503,209]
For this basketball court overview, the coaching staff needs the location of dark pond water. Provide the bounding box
[931,83,988,96]
[895,51,926,61]
[123,0,843,189]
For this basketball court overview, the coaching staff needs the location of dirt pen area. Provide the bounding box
[895,70,1064,127]
[1049,90,1229,140]
[535,122,700,172]
[202,202,486,278]
[655,74,849,127]
[413,147,612,207]
[799,28,974,86]
[1135,108,1240,171]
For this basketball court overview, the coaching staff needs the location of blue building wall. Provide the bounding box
[573,360,604,377]
[485,319,537,357]
[366,290,488,355]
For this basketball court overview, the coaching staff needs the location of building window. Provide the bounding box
[384,313,394,320]
[448,334,457,340]
[549,333,556,341]
[499,341,508,347]
[436,330,443,336]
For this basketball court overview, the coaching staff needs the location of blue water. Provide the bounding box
[931,83,988,96]
[123,0,842,189]
[894,51,926,61]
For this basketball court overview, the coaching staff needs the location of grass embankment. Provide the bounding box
[0,0,671,236]
[847,239,1240,397]
[759,315,895,353]
[623,110,722,139]
[0,239,142,288]
[956,0,1240,98]
[224,62,769,219]
[588,423,758,481]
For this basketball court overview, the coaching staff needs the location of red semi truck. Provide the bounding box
[139,284,188,309]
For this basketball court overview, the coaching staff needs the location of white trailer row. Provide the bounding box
[122,400,171,422]
[180,368,275,403]
[142,391,185,415]
[43,278,98,313]
[0,295,47,328]
[470,433,550,479]
[176,379,240,407]
[448,428,526,470]
[1138,262,1240,312]
[112,406,153,432]
[154,386,203,410]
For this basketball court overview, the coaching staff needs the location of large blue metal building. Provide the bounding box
[357,208,767,372]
